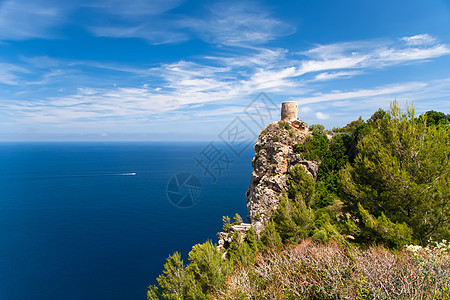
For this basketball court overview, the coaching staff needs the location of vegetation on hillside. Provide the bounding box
[148,103,450,299]
[219,240,450,299]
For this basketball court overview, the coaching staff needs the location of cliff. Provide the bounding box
[245,110,320,237]
[218,102,319,243]
[216,102,319,245]
[149,103,450,299]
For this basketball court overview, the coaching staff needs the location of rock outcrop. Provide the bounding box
[245,104,320,237]
[217,223,252,251]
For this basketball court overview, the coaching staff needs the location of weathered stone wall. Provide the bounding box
[281,101,299,122]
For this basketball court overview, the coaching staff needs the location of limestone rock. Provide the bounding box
[246,120,319,238]
[217,223,252,251]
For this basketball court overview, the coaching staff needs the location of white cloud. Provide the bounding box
[85,0,188,44]
[1,87,172,125]
[90,25,189,45]
[0,0,188,44]
[300,106,313,114]
[243,67,298,91]
[25,70,65,85]
[0,63,30,85]
[401,34,436,46]
[183,2,295,45]
[0,0,188,43]
[2,34,450,133]
[374,44,450,63]
[88,1,295,45]
[296,77,450,130]
[315,112,330,120]
[313,71,362,81]
[0,1,64,40]
[297,38,450,76]
[297,82,428,105]
[87,0,184,18]
[205,48,288,68]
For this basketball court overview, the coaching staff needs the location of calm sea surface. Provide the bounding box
[0,142,253,299]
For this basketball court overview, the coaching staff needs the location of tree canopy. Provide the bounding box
[341,102,450,244]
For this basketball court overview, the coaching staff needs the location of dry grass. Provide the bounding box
[217,240,450,299]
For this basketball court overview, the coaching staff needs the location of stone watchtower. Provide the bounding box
[281,101,299,122]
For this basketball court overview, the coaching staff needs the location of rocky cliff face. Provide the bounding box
[246,120,320,237]
[217,223,251,252]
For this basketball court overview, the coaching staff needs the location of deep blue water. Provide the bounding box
[0,142,254,300]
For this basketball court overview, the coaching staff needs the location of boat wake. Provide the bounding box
[2,172,138,182]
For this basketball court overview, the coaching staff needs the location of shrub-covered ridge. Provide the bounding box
[148,103,450,299]
[219,240,450,299]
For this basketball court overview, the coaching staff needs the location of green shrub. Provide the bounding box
[222,215,231,232]
[278,121,292,130]
[273,196,314,244]
[309,124,325,135]
[232,213,243,225]
[260,220,283,251]
[286,166,315,203]
[340,102,450,243]
[147,252,186,300]
[357,203,413,248]
[294,133,329,161]
[244,226,258,252]
[149,104,450,300]
[424,110,447,126]
[185,241,233,298]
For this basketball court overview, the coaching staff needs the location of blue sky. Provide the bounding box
[1,0,450,141]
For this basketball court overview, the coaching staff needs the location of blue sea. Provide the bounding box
[0,142,254,300]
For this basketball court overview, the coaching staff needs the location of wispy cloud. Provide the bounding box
[0,0,64,40]
[297,82,428,105]
[88,1,294,45]
[86,0,184,18]
[183,2,295,46]
[312,71,362,81]
[2,34,450,135]
[89,25,189,45]
[297,37,450,75]
[0,0,188,44]
[81,0,191,44]
[296,77,450,129]
[401,34,436,46]
[205,48,288,68]
[0,63,30,85]
[315,112,330,120]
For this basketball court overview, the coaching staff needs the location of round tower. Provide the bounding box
[281,101,299,122]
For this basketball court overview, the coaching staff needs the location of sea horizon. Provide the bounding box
[0,141,254,299]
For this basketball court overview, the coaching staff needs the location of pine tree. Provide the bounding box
[244,226,258,252]
[147,252,186,300]
[260,220,283,251]
[286,165,316,203]
[185,240,233,297]
[357,203,413,248]
[222,215,231,232]
[341,102,450,244]
[232,213,243,225]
